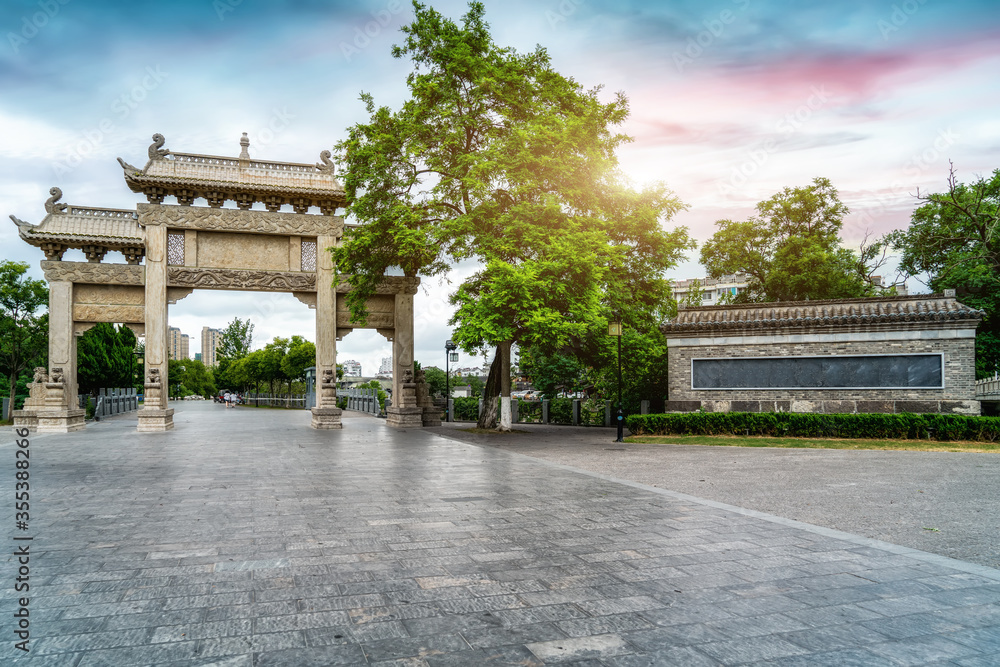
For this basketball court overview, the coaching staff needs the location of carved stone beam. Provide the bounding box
[293,292,317,309]
[336,328,354,341]
[167,287,194,304]
[376,328,395,342]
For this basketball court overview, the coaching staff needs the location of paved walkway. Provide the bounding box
[1,403,998,666]
[427,421,1000,570]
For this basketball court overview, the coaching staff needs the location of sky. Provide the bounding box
[2,0,999,376]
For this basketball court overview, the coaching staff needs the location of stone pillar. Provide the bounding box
[31,280,85,432]
[311,232,342,429]
[387,292,422,427]
[137,222,174,431]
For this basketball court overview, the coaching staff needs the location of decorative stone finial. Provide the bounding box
[239,132,250,159]
[9,214,33,231]
[316,149,335,174]
[44,187,66,214]
[148,133,170,160]
[116,157,141,173]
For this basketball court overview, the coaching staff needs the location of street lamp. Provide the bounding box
[445,339,458,421]
[608,320,624,442]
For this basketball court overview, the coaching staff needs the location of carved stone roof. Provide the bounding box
[12,194,143,251]
[663,294,983,337]
[118,133,345,212]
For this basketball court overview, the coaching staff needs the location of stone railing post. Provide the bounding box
[542,399,549,424]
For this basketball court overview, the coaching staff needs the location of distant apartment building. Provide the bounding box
[342,360,362,377]
[377,356,393,377]
[168,327,190,360]
[672,273,904,305]
[201,327,221,367]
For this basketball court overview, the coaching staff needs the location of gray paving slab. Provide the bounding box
[1,401,998,665]
[428,420,1000,569]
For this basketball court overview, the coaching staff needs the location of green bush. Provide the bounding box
[548,398,574,424]
[625,411,1000,442]
[453,397,479,421]
[516,399,542,423]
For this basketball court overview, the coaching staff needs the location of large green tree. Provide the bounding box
[215,317,254,391]
[77,323,137,394]
[701,177,886,303]
[168,358,216,398]
[0,261,48,415]
[335,1,691,429]
[886,166,1000,377]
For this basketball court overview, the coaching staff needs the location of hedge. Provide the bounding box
[625,411,1000,442]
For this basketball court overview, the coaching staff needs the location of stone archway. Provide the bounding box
[11,134,424,433]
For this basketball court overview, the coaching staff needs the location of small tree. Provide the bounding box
[0,261,48,415]
[700,177,886,302]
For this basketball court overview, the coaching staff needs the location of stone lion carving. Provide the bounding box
[49,367,64,383]
[32,367,48,384]
[148,133,170,160]
[315,149,336,174]
[147,368,161,385]
[401,369,414,384]
[44,187,67,214]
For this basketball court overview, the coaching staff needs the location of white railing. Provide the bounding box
[975,375,1000,397]
[244,393,307,408]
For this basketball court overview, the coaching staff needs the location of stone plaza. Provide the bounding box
[3,402,999,665]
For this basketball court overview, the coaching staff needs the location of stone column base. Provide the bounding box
[421,406,442,427]
[387,406,424,428]
[12,410,39,432]
[36,408,86,433]
[311,406,343,429]
[137,408,175,432]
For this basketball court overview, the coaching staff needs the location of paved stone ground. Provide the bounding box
[427,421,1000,570]
[0,402,997,666]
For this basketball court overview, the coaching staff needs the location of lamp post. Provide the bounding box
[608,320,624,442]
[445,339,458,421]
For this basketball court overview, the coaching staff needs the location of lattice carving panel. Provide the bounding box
[167,233,185,265]
[301,240,317,272]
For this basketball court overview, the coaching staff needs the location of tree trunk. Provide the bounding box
[7,372,16,421]
[477,349,502,429]
[498,340,512,431]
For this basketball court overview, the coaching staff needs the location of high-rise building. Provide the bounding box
[168,327,190,360]
[201,327,221,367]
[378,356,393,377]
[342,360,362,377]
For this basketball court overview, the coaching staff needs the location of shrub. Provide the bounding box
[625,411,1000,442]
[453,397,479,421]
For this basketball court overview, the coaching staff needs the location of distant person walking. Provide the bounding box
[224,391,232,408]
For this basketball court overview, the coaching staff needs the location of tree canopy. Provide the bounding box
[335,1,692,428]
[0,260,48,414]
[886,166,1000,377]
[700,177,885,303]
[77,323,137,394]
